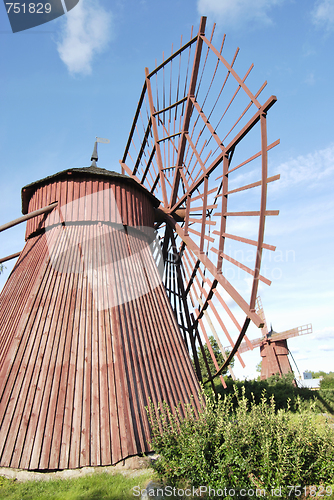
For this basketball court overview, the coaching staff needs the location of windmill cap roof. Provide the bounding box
[21,165,160,214]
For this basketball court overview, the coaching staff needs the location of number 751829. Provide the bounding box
[6,3,52,14]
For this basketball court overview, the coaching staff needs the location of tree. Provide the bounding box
[320,377,334,390]
[305,371,334,390]
[319,372,334,390]
[197,335,234,380]
[311,370,327,379]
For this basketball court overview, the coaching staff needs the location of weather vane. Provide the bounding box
[90,136,110,166]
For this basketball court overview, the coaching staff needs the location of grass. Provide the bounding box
[0,470,153,500]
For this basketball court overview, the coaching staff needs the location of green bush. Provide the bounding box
[321,377,334,390]
[148,388,334,499]
[211,373,334,415]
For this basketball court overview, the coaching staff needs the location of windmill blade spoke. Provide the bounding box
[193,322,217,393]
[184,259,201,297]
[170,18,207,208]
[198,298,237,380]
[214,210,279,217]
[213,232,276,252]
[198,317,227,388]
[224,140,280,177]
[233,336,263,354]
[140,147,156,184]
[225,174,280,196]
[190,97,225,151]
[270,324,313,342]
[194,285,245,368]
[200,35,261,109]
[204,318,251,384]
[255,296,268,335]
[210,248,272,286]
[145,67,169,206]
[211,64,254,150]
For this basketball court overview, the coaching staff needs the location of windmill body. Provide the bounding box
[261,324,312,380]
[238,301,312,380]
[0,166,201,470]
[260,334,293,379]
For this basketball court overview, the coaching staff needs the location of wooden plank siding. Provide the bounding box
[0,170,201,470]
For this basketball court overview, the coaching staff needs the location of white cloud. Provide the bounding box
[197,0,284,28]
[318,344,334,351]
[305,72,316,86]
[312,0,334,31]
[57,0,113,75]
[311,327,334,341]
[277,144,334,188]
[294,353,311,361]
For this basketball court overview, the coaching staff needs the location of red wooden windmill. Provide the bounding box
[0,17,280,471]
[237,297,313,379]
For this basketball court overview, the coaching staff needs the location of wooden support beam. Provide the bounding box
[170,16,206,207]
[216,154,229,273]
[0,251,21,264]
[157,132,182,144]
[0,202,58,233]
[250,113,268,310]
[187,227,215,243]
[226,142,280,175]
[225,174,280,195]
[213,232,276,252]
[211,248,271,286]
[147,36,198,78]
[152,96,188,116]
[190,97,224,150]
[198,316,227,388]
[145,67,169,207]
[133,119,152,175]
[204,318,251,384]
[184,259,200,296]
[214,210,279,217]
[197,296,236,380]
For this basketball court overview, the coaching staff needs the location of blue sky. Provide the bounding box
[0,0,333,380]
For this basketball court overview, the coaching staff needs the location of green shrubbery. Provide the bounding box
[319,373,334,391]
[212,373,334,415]
[149,387,334,499]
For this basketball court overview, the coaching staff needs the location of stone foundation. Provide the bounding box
[0,453,159,482]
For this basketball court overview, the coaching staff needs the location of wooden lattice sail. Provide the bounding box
[0,166,201,470]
